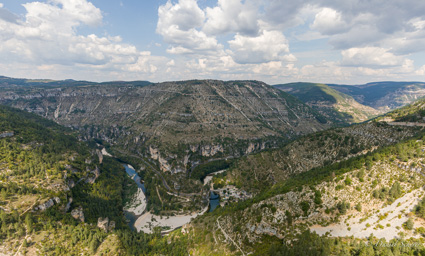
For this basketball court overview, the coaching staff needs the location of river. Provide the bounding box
[209,191,220,212]
[123,164,210,233]
[123,164,147,230]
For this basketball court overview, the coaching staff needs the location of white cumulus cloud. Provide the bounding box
[228,30,293,64]
[0,0,166,81]
[311,8,348,35]
[341,47,406,67]
[156,0,222,55]
[203,0,259,36]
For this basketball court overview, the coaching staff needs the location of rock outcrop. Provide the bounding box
[201,145,224,157]
[71,206,84,222]
[65,197,73,212]
[86,166,100,184]
[35,199,54,211]
[97,217,115,232]
[35,197,61,211]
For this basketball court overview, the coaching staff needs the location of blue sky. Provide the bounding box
[0,0,425,84]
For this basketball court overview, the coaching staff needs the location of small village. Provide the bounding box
[213,185,252,207]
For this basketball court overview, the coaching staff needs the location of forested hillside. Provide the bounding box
[186,124,425,255]
[220,122,420,193]
[0,105,190,255]
[380,97,425,123]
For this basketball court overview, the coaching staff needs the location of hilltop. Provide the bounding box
[275,82,380,124]
[0,78,333,212]
[329,81,425,111]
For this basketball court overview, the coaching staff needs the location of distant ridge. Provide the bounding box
[274,82,380,124]
[328,81,425,111]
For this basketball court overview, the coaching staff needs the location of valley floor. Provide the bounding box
[124,187,147,215]
[135,206,208,233]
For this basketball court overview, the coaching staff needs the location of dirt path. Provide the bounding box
[156,186,163,205]
[20,196,40,216]
[14,232,29,256]
[216,216,246,256]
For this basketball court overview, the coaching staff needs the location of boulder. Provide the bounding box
[97,217,115,232]
[65,197,73,212]
[36,199,55,211]
[71,206,84,222]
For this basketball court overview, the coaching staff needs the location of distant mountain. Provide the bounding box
[0,75,151,88]
[0,80,329,165]
[275,82,381,124]
[328,81,425,111]
[0,77,334,208]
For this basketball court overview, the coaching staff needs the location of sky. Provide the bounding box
[0,0,425,84]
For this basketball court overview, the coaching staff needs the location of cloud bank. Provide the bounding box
[0,0,425,84]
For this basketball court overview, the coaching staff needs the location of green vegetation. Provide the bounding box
[336,201,350,215]
[404,218,414,230]
[264,231,425,256]
[224,121,418,194]
[383,96,425,122]
[191,159,232,181]
[414,196,425,218]
[275,82,380,124]
[0,105,191,255]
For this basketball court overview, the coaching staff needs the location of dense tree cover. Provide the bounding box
[0,105,191,255]
[191,159,232,181]
[116,229,189,255]
[71,157,127,226]
[415,196,425,219]
[384,97,425,123]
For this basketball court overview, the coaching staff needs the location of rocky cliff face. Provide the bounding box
[0,79,330,173]
[226,121,419,193]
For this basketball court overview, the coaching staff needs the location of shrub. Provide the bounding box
[355,203,362,212]
[337,201,350,215]
[404,218,414,230]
